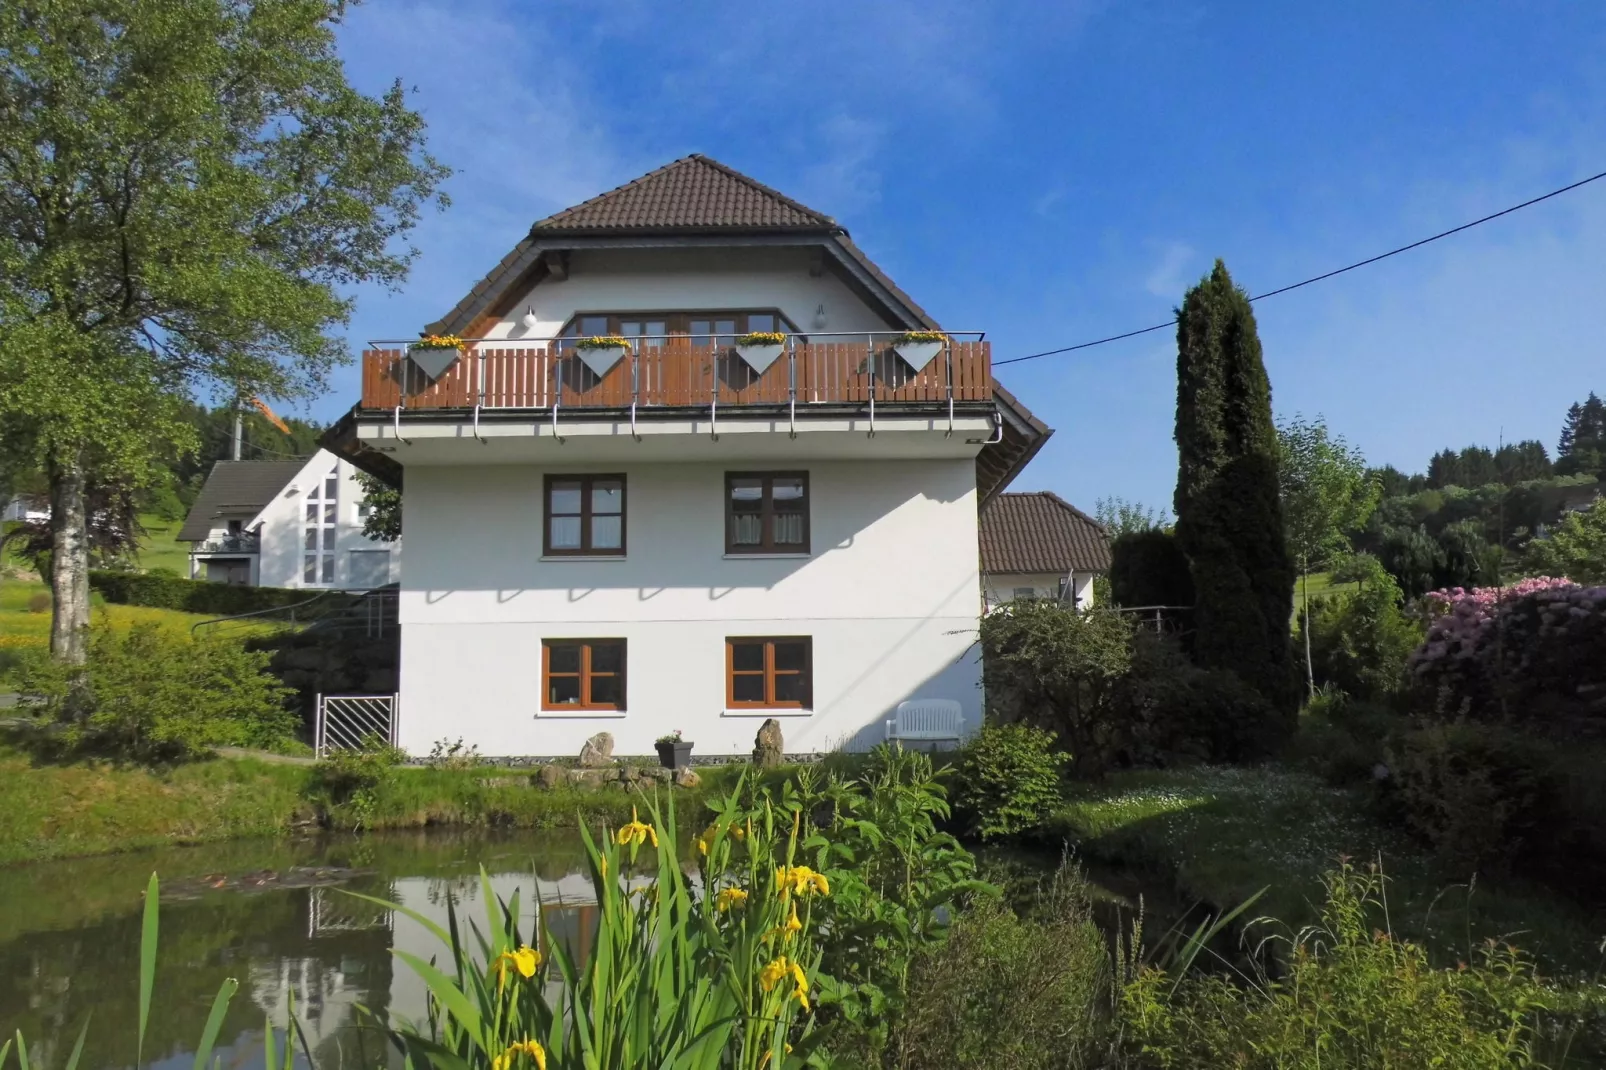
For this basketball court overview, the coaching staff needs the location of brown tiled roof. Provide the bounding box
[531,155,837,233]
[980,492,1111,574]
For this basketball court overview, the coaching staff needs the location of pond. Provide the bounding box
[0,831,1176,1070]
[0,830,629,1070]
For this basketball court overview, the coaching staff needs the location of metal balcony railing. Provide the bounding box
[359,332,992,413]
[191,533,261,554]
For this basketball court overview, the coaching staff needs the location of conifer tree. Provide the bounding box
[1174,261,1297,729]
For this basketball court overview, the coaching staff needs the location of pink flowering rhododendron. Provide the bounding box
[1409,576,1606,728]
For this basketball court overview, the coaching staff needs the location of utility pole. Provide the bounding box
[232,405,243,461]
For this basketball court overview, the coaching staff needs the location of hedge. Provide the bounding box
[90,570,321,617]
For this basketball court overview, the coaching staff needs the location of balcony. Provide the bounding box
[359,334,992,413]
[192,533,261,554]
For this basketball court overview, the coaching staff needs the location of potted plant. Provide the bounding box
[573,334,630,377]
[408,333,464,379]
[890,330,946,370]
[733,330,787,374]
[655,729,694,770]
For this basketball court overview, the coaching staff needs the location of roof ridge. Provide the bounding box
[530,154,839,232]
[686,154,839,228]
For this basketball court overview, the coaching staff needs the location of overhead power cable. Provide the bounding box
[995,167,1606,368]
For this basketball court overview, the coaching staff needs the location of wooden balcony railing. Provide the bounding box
[360,339,992,411]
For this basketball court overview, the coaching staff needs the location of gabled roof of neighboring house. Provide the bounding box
[531,155,838,233]
[176,459,308,542]
[979,491,1111,574]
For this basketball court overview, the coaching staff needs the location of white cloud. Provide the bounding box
[1144,241,1196,297]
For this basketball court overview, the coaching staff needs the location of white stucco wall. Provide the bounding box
[202,449,401,590]
[481,247,897,342]
[981,570,1097,611]
[394,458,983,757]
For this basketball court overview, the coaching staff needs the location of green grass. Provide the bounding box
[0,738,731,866]
[135,512,191,574]
[1042,764,1606,976]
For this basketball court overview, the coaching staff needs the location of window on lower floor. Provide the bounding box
[542,639,626,711]
[1012,587,1039,601]
[726,636,812,709]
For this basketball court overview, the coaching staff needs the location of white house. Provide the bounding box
[177,448,399,588]
[325,155,1049,757]
[978,491,1111,610]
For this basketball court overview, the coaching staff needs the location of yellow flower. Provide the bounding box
[715,887,749,912]
[615,807,658,849]
[759,956,789,992]
[774,865,831,898]
[491,1040,546,1070]
[491,945,541,988]
[758,956,812,1013]
[784,902,802,935]
[697,822,747,856]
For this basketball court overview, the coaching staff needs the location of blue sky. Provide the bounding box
[327,0,1606,514]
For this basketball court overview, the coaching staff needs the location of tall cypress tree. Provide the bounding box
[1174,261,1297,731]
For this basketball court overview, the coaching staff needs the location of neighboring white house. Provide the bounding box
[324,154,1050,757]
[177,448,399,589]
[1,496,49,523]
[978,491,1111,610]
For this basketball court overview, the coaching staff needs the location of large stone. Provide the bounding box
[533,764,569,789]
[674,767,702,789]
[570,768,610,789]
[578,731,615,768]
[752,719,784,768]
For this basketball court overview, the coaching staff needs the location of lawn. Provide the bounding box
[1043,764,1606,976]
[135,512,191,574]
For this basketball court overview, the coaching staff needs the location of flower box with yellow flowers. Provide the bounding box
[407,334,465,379]
[890,330,946,371]
[734,331,788,375]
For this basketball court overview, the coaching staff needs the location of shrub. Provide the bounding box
[1108,527,1194,610]
[309,740,406,828]
[1379,524,1444,600]
[979,600,1132,772]
[952,724,1068,840]
[14,623,298,762]
[25,591,50,613]
[88,569,316,616]
[1118,634,1285,765]
[1523,499,1606,584]
[1300,565,1422,701]
[1386,723,1551,876]
[892,867,1108,1069]
[1121,861,1555,1069]
[1410,579,1606,734]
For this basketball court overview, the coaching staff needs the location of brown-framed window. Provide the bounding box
[726,472,809,554]
[542,639,626,711]
[558,310,797,348]
[545,474,626,556]
[726,637,812,709]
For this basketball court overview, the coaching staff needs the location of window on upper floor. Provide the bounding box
[542,638,626,711]
[558,310,797,348]
[545,474,626,556]
[727,636,811,710]
[303,467,338,584]
[726,472,809,555]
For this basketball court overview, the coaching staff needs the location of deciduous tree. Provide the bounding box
[1277,414,1379,697]
[0,0,448,666]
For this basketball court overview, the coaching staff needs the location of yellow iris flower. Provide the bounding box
[758,956,812,1012]
[696,822,747,856]
[491,1040,546,1070]
[492,945,541,988]
[615,807,658,848]
[715,887,749,912]
[774,865,830,898]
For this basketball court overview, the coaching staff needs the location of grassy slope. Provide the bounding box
[0,741,725,867]
[1043,765,1606,975]
[135,513,191,574]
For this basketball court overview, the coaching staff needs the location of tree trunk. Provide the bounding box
[1302,552,1315,702]
[48,453,91,667]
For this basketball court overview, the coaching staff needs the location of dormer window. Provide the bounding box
[558,310,796,348]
